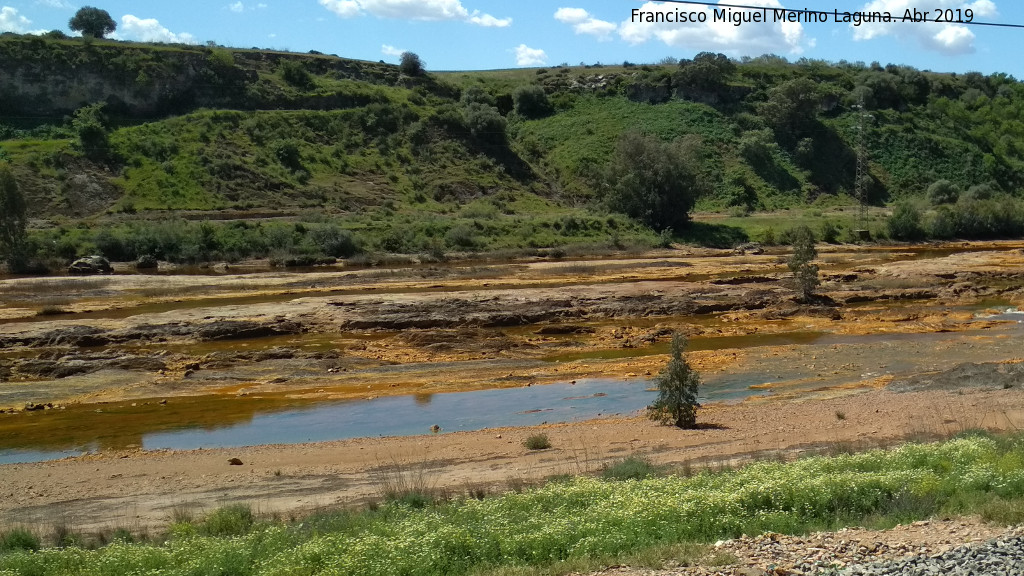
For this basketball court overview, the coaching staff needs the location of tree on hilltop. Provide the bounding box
[70,7,116,39]
[399,52,425,77]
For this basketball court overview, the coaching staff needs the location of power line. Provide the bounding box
[645,0,1024,30]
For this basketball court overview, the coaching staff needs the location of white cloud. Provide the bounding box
[257,2,267,7]
[619,0,808,55]
[513,44,546,66]
[469,11,511,27]
[35,0,72,8]
[381,43,404,57]
[852,0,998,54]
[229,2,245,13]
[0,6,31,32]
[0,6,46,33]
[554,7,616,41]
[554,7,588,23]
[319,0,509,26]
[120,15,197,44]
[319,0,362,18]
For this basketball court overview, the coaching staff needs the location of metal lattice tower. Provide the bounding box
[854,99,870,235]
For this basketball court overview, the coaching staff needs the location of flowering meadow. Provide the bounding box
[2,434,1023,576]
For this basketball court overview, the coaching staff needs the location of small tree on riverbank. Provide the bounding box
[648,334,701,429]
[787,225,819,301]
[0,164,29,273]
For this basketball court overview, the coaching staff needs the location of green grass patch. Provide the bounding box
[601,455,661,481]
[3,434,1024,575]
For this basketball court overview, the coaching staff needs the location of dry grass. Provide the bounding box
[370,453,439,507]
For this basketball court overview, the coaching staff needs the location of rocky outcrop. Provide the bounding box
[335,290,778,331]
[0,37,403,118]
[68,255,113,275]
[195,320,303,341]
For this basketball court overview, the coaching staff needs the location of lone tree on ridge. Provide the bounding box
[399,51,425,77]
[648,334,701,429]
[69,7,117,39]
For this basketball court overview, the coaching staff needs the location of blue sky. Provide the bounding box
[1,0,1022,75]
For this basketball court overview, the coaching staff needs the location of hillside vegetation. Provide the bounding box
[3,35,1024,266]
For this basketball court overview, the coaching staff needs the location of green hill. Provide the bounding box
[2,35,1024,265]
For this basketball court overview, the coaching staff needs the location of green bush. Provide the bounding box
[273,140,303,171]
[887,203,925,240]
[964,183,994,201]
[513,85,554,119]
[0,528,40,552]
[926,205,956,239]
[444,223,480,250]
[0,163,29,272]
[462,103,506,145]
[952,197,1024,239]
[310,225,361,258]
[278,60,313,89]
[927,179,961,205]
[200,504,254,537]
[523,433,551,450]
[601,456,659,481]
[819,220,839,244]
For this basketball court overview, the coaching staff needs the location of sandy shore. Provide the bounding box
[2,385,1022,533]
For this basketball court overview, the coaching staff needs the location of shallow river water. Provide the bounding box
[1,309,1021,465]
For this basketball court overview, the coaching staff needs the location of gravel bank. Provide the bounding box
[593,518,1018,576]
[829,530,1024,576]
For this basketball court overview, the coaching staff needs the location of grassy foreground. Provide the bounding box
[2,433,1024,576]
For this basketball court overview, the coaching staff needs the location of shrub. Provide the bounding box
[462,103,506,144]
[36,305,69,316]
[274,140,303,171]
[786,225,819,300]
[648,334,701,429]
[927,205,956,239]
[72,103,110,161]
[0,528,40,552]
[310,225,360,258]
[523,434,551,450]
[512,85,554,119]
[963,183,994,201]
[820,220,839,244]
[445,223,480,250]
[887,202,925,240]
[0,164,29,272]
[460,85,495,107]
[601,456,659,481]
[279,60,314,89]
[200,504,254,537]
[927,179,961,205]
[952,197,1024,239]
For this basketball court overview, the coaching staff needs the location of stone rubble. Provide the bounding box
[591,519,1019,576]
